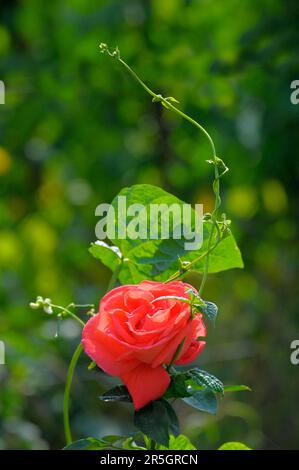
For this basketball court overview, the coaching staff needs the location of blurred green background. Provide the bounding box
[0,0,298,450]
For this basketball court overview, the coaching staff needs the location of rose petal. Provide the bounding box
[82,314,138,375]
[120,363,170,410]
[175,315,206,365]
[175,340,206,365]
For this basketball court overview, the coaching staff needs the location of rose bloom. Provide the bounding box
[82,281,206,410]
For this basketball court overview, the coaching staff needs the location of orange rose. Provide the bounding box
[82,281,206,409]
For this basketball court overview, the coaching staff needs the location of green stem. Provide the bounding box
[118,57,156,99]
[63,265,121,446]
[117,56,216,160]
[102,46,224,295]
[165,226,222,283]
[199,215,222,295]
[198,227,215,296]
[106,261,122,292]
[52,305,85,327]
[63,343,83,445]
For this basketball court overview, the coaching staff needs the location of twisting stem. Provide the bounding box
[52,305,85,327]
[63,343,83,445]
[62,304,87,446]
[198,227,215,295]
[117,55,216,160]
[100,43,226,295]
[165,227,222,283]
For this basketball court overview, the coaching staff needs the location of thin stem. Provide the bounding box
[199,217,222,295]
[106,261,122,292]
[118,57,156,99]
[71,303,95,308]
[52,305,85,328]
[100,45,225,296]
[63,343,83,445]
[118,56,216,160]
[198,226,215,296]
[165,226,222,283]
[163,100,216,159]
[63,264,121,446]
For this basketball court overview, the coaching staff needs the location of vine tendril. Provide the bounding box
[99,43,229,294]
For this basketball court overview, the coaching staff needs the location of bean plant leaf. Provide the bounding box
[218,442,252,450]
[64,438,101,450]
[91,184,243,283]
[89,241,122,271]
[158,434,197,450]
[64,434,133,451]
[121,437,145,450]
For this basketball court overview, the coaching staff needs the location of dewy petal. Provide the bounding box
[120,363,170,410]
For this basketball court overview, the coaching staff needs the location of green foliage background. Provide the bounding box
[0,0,298,449]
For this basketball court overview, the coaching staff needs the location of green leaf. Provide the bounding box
[185,220,243,274]
[88,361,96,370]
[89,241,122,271]
[162,399,180,437]
[64,434,133,450]
[223,385,251,393]
[164,368,223,399]
[134,399,179,447]
[159,434,196,450]
[218,442,252,450]
[105,184,243,283]
[100,385,132,402]
[196,301,218,325]
[164,374,191,399]
[121,437,146,450]
[187,369,224,394]
[63,437,99,450]
[64,438,108,450]
[100,435,129,444]
[183,390,218,414]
